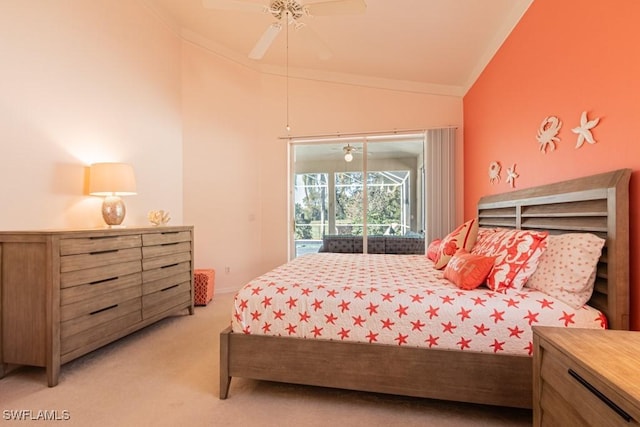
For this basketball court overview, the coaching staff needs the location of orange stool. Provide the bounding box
[194,269,215,306]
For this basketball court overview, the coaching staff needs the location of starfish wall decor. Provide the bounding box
[572,111,600,148]
[506,164,519,188]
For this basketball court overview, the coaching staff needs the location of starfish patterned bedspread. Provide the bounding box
[232,253,605,356]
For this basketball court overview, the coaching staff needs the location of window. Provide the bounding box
[294,173,328,255]
[335,171,410,236]
[290,134,428,258]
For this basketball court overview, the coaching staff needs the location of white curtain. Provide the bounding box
[424,128,456,243]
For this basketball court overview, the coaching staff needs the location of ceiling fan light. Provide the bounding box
[343,144,354,162]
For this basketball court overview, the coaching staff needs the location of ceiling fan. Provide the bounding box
[202,0,367,60]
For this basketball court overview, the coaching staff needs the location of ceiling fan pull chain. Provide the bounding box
[285,7,291,133]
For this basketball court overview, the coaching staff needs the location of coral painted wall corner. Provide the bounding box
[464,0,640,329]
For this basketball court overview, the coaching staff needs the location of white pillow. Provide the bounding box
[433,218,479,269]
[526,233,605,309]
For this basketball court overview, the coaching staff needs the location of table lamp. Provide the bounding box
[89,162,137,227]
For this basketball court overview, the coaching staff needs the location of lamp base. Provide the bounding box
[102,196,127,227]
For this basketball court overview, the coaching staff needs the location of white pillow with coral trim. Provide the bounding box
[434,219,479,269]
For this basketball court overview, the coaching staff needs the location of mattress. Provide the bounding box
[232,253,605,356]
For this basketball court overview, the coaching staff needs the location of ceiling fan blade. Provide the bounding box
[249,22,283,59]
[202,0,267,13]
[297,24,332,60]
[305,0,366,16]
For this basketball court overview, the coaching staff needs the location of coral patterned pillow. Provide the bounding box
[526,233,605,309]
[471,228,548,292]
[427,239,441,262]
[475,227,498,247]
[434,219,479,269]
[444,249,495,290]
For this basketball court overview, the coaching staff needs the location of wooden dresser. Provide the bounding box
[533,326,640,426]
[0,226,194,386]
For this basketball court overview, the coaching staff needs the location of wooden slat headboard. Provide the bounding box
[477,169,631,330]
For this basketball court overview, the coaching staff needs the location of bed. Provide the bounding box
[219,169,631,408]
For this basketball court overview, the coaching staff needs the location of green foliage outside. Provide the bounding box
[295,172,406,239]
[295,173,327,240]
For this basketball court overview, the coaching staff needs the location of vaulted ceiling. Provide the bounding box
[142,0,532,96]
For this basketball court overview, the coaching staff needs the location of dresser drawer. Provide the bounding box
[142,281,191,319]
[142,241,191,259]
[539,344,640,426]
[142,261,191,286]
[60,273,142,306]
[61,260,142,289]
[143,271,192,296]
[61,297,142,341]
[142,251,191,271]
[61,247,142,273]
[60,234,141,256]
[142,230,191,246]
[60,275,142,322]
[61,298,142,356]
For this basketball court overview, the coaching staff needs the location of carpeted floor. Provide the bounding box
[0,292,532,426]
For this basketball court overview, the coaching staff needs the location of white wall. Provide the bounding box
[0,1,463,295]
[182,45,464,293]
[0,1,183,229]
[181,42,264,294]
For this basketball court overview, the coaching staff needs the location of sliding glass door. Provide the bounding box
[293,172,328,255]
[290,135,426,258]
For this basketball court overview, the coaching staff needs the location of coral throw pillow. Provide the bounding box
[427,239,441,262]
[434,219,479,269]
[471,228,548,292]
[526,233,605,309]
[444,249,495,290]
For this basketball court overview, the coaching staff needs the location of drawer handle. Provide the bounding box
[90,304,118,315]
[161,242,179,247]
[89,236,120,240]
[89,249,119,255]
[568,369,632,422]
[90,277,118,285]
[161,284,179,292]
[161,263,179,269]
[161,231,179,235]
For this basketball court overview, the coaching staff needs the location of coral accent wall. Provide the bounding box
[464,0,640,329]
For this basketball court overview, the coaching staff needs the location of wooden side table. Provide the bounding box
[533,326,640,426]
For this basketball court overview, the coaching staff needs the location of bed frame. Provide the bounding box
[219,169,631,408]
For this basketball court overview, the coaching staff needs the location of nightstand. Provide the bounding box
[533,326,640,426]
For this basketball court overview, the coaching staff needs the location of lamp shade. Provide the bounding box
[89,162,137,196]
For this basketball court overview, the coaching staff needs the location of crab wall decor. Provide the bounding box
[536,116,562,153]
[488,161,502,184]
[506,164,519,188]
[572,111,600,148]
